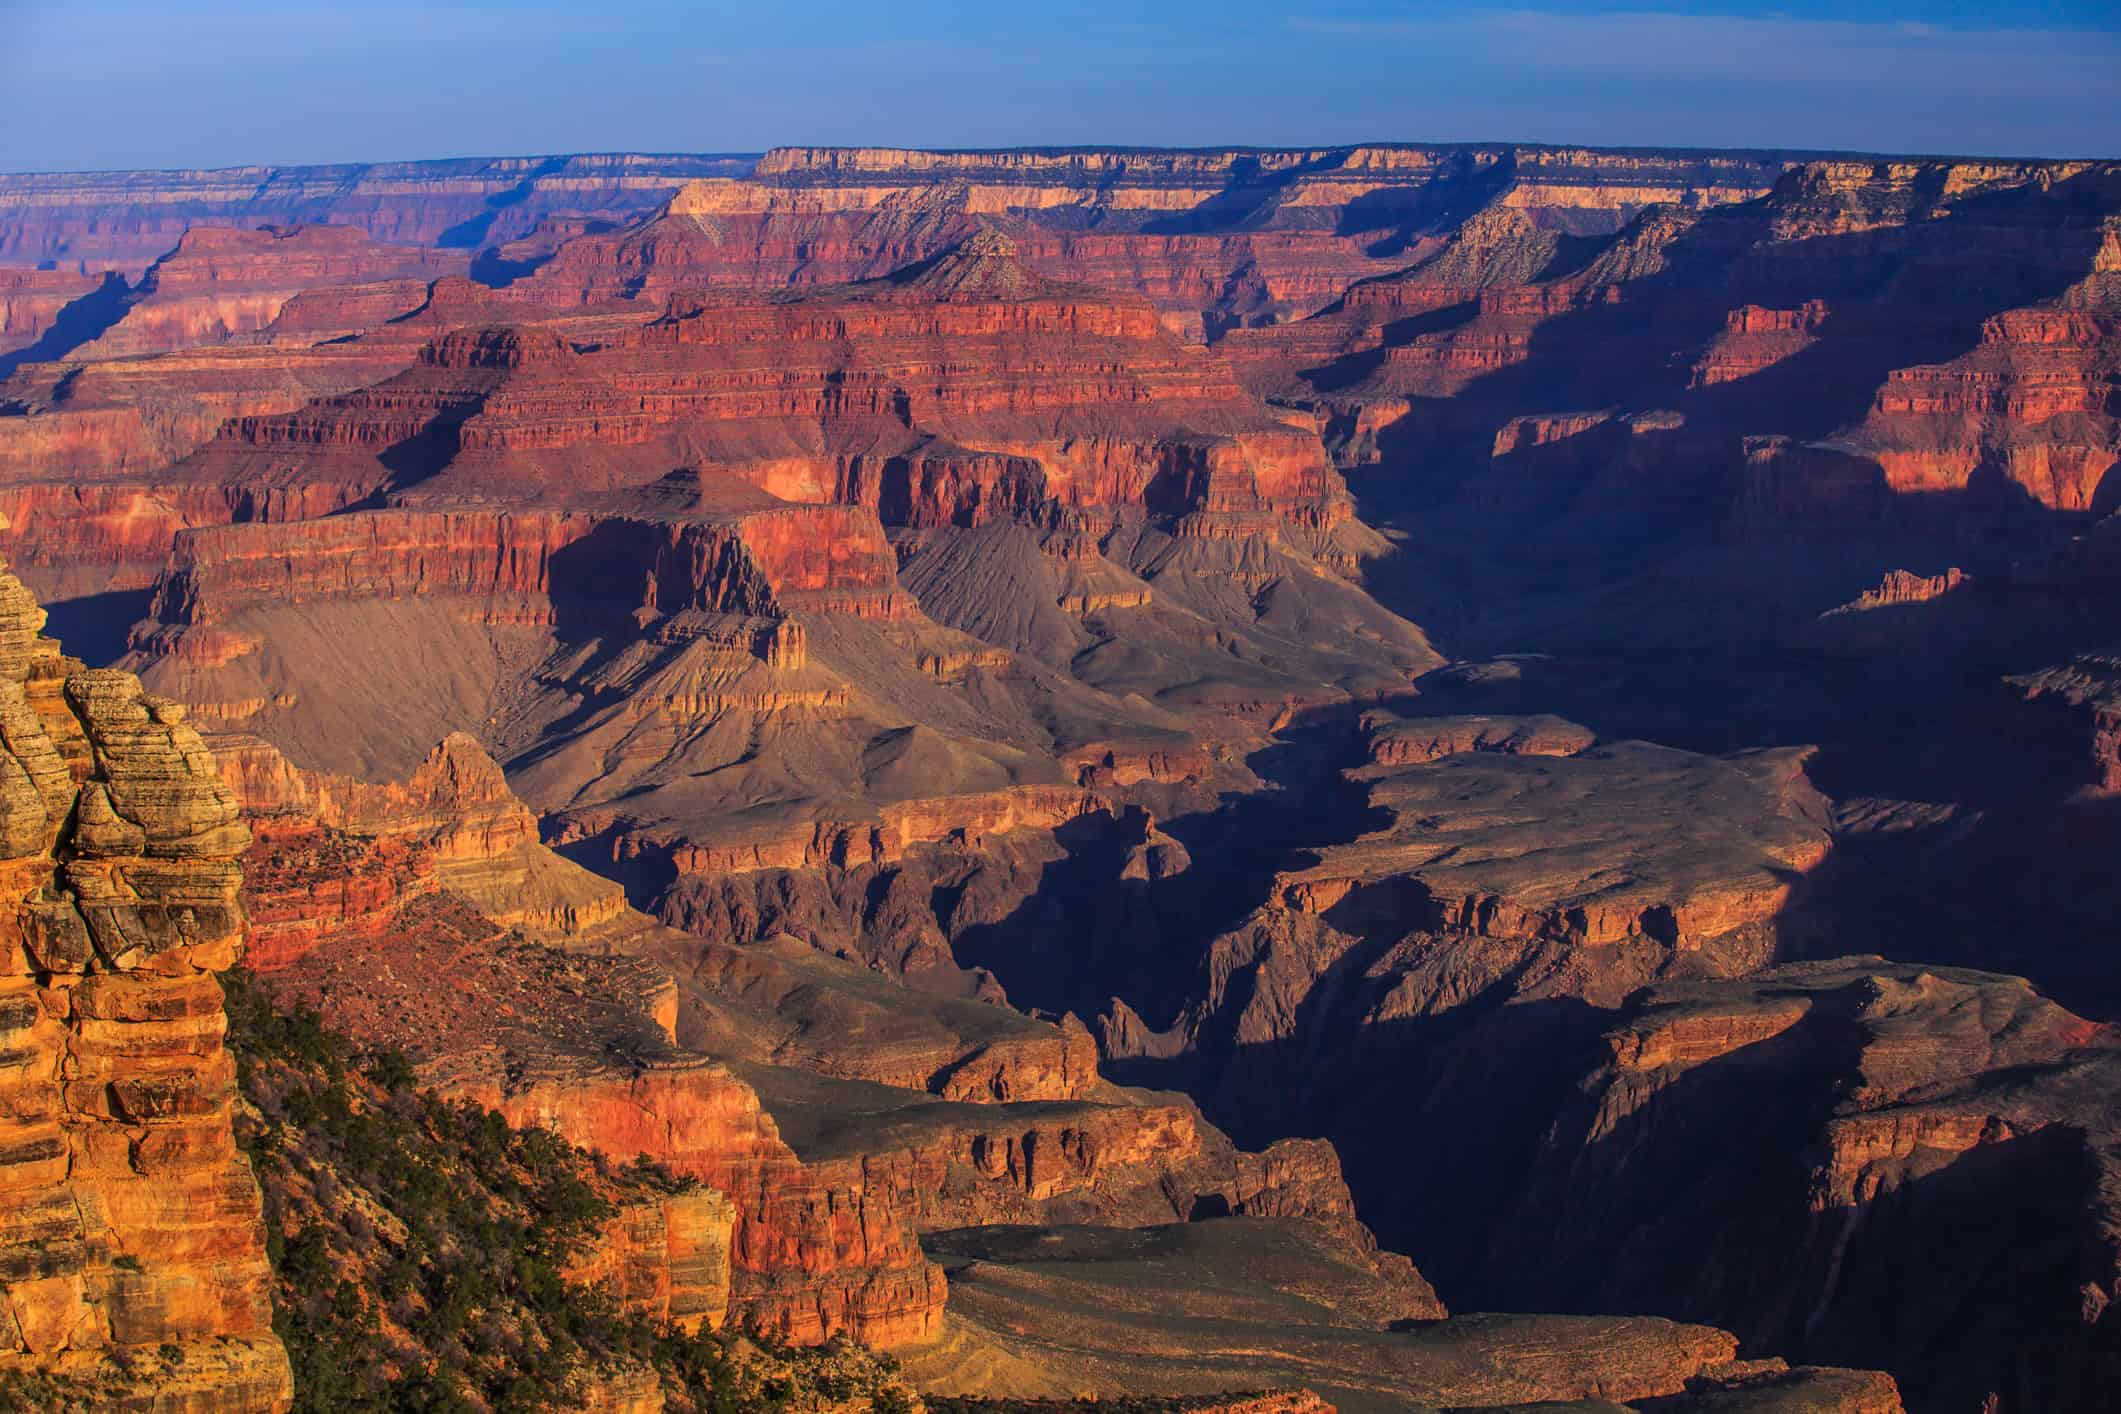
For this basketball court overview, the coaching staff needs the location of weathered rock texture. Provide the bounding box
[0,275,552,603]
[92,236,1432,962]
[1082,714,1843,1372]
[2,138,2112,1414]
[513,144,1794,338]
[1272,737,1830,947]
[0,561,291,1408]
[0,267,110,360]
[1494,960,2121,1414]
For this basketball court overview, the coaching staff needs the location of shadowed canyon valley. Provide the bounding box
[0,138,2117,1413]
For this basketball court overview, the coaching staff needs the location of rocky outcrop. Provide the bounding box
[1271,735,1829,947]
[1494,960,2121,1413]
[212,727,1421,1356]
[904,1220,1893,1412]
[0,267,108,359]
[1358,708,1598,766]
[1072,715,1847,1367]
[570,1187,738,1333]
[0,562,291,1408]
[213,730,609,968]
[1821,568,1971,615]
[473,1058,950,1349]
[0,277,556,603]
[2008,648,2121,793]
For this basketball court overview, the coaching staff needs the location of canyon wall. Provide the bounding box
[1494,960,2121,1412]
[0,153,754,274]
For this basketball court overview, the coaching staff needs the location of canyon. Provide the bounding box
[2,137,2118,1412]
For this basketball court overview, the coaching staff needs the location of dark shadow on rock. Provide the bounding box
[947,708,1387,1026]
[1487,983,2114,1414]
[437,156,569,249]
[0,272,130,378]
[1325,167,2114,658]
[41,588,153,668]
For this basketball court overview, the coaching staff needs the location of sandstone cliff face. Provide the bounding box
[214,730,600,969]
[95,234,1434,958]
[0,267,108,360]
[747,143,1789,230]
[0,277,548,603]
[51,231,1377,616]
[215,731,954,1349]
[0,562,290,1409]
[473,1059,950,1349]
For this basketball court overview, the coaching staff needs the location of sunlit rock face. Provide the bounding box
[0,559,292,1410]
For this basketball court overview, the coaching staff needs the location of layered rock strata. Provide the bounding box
[72,224,468,360]
[0,275,563,603]
[1495,960,2121,1413]
[1228,158,2121,542]
[0,562,291,1409]
[213,728,1426,1353]
[0,154,753,273]
[902,1220,1901,1414]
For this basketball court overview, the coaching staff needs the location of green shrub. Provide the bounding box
[225,967,913,1413]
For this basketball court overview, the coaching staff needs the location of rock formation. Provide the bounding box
[71,225,467,360]
[0,560,291,1409]
[206,727,1427,1354]
[0,275,549,607]
[905,1221,1902,1413]
[85,236,1432,963]
[2,137,2115,1412]
[1493,960,2121,1413]
[502,143,1793,340]
[1229,158,2120,542]
[1271,735,1830,947]
[0,268,111,361]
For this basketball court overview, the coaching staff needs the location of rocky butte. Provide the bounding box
[0,558,291,1410]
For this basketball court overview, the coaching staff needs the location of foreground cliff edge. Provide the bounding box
[0,562,293,1409]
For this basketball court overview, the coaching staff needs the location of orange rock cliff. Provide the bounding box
[0,560,292,1410]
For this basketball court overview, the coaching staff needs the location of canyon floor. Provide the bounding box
[1,141,2118,1414]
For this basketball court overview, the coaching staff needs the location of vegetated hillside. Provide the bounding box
[218,968,924,1414]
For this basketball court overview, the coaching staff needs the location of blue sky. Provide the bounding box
[1,2,2114,172]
